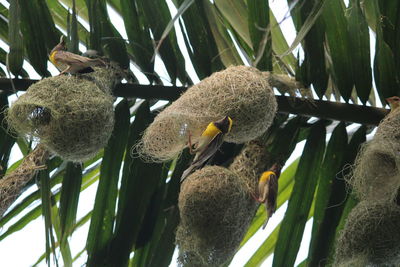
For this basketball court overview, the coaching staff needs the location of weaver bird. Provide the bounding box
[386,96,400,111]
[254,163,282,229]
[180,116,233,182]
[49,36,105,75]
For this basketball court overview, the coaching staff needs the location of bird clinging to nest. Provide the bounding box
[49,36,106,75]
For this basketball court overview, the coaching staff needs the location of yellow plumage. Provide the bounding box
[180,116,233,182]
[254,164,282,229]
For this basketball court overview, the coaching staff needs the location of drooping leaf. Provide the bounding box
[120,0,156,81]
[346,0,372,104]
[308,122,347,266]
[39,168,58,267]
[176,0,224,79]
[19,0,52,76]
[132,151,191,267]
[136,0,188,83]
[86,100,130,266]
[203,0,243,67]
[85,0,129,68]
[248,0,272,70]
[272,121,326,267]
[323,0,354,101]
[214,0,251,47]
[288,0,328,97]
[108,101,164,266]
[7,0,24,77]
[59,162,82,242]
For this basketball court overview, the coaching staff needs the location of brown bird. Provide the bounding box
[253,163,282,229]
[49,36,105,75]
[180,116,233,183]
[386,96,400,111]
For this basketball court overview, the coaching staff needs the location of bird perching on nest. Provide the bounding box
[49,36,106,75]
[180,116,233,183]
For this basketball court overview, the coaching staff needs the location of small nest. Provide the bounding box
[334,201,400,266]
[7,68,117,161]
[0,144,49,217]
[349,108,400,201]
[176,166,257,266]
[139,65,277,161]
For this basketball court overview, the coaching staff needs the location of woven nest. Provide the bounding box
[349,108,400,201]
[6,67,118,161]
[176,140,271,266]
[334,201,400,266]
[138,65,277,162]
[0,144,49,217]
[176,166,257,267]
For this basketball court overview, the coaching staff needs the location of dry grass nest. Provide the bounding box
[138,65,277,162]
[6,67,119,161]
[176,166,257,266]
[334,200,400,266]
[0,144,49,217]
[349,108,400,201]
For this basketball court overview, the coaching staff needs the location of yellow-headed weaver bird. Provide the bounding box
[386,96,400,111]
[49,36,105,75]
[254,163,282,229]
[180,116,233,182]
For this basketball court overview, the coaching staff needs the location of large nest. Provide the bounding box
[176,166,257,266]
[349,108,400,201]
[334,201,400,266]
[139,65,277,162]
[7,67,117,161]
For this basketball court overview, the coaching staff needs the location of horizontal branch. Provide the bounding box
[0,78,389,126]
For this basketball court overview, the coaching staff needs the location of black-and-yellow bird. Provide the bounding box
[180,116,233,182]
[49,36,105,75]
[254,163,282,229]
[386,96,400,111]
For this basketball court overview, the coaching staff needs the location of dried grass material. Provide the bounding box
[229,140,270,194]
[7,73,115,162]
[176,166,257,266]
[139,65,277,161]
[334,255,368,267]
[350,108,400,201]
[335,201,400,266]
[0,144,49,217]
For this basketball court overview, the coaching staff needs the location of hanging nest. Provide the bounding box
[176,140,271,266]
[138,65,277,162]
[349,108,400,201]
[334,200,400,266]
[176,166,256,267]
[6,67,120,162]
[0,144,49,217]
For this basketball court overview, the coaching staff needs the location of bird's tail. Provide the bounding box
[88,58,106,67]
[180,165,196,183]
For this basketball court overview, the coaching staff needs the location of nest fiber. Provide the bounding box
[7,70,115,161]
[0,144,49,217]
[139,65,277,161]
[176,166,256,266]
[229,140,270,193]
[350,108,400,201]
[335,201,400,266]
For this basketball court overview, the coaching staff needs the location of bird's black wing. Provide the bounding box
[180,133,225,182]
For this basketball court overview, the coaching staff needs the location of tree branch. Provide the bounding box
[0,78,388,126]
